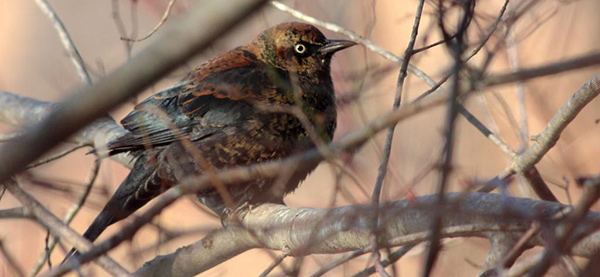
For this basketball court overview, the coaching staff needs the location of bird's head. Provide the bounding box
[252,22,356,75]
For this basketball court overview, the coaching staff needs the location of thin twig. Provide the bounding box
[370,1,425,275]
[111,0,134,57]
[258,252,289,277]
[506,24,529,150]
[25,143,87,169]
[414,0,509,101]
[501,222,540,268]
[457,105,516,157]
[33,0,92,85]
[311,247,372,277]
[122,0,177,42]
[495,73,600,181]
[2,178,130,276]
[482,52,600,88]
[351,245,416,277]
[424,2,474,275]
[464,0,510,62]
[29,157,101,276]
[528,176,600,276]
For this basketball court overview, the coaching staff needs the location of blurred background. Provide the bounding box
[1,0,600,276]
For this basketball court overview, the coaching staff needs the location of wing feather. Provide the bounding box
[106,46,277,155]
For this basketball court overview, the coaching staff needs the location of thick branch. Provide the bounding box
[0,90,131,167]
[136,192,600,276]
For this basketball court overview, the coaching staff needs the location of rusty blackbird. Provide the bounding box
[63,22,355,262]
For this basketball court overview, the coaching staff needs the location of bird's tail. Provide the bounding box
[61,154,160,265]
[61,210,114,265]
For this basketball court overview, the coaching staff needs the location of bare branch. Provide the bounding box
[29,158,102,276]
[502,73,600,178]
[0,90,131,168]
[25,143,87,169]
[136,192,600,276]
[258,252,289,277]
[33,0,92,84]
[0,207,32,219]
[482,52,600,88]
[370,0,425,272]
[121,0,177,42]
[2,179,130,276]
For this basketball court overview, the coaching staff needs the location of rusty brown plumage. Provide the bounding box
[62,22,355,263]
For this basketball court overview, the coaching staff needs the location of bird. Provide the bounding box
[62,22,355,263]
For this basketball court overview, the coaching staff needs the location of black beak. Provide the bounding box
[318,39,357,55]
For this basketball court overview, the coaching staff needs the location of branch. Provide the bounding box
[510,73,600,175]
[2,179,131,276]
[0,90,131,168]
[121,0,177,42]
[0,207,32,219]
[34,0,92,84]
[482,52,600,88]
[135,192,600,276]
[30,158,102,276]
[370,0,425,272]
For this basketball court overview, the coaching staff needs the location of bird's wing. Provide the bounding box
[105,84,194,155]
[106,47,277,155]
[177,46,279,118]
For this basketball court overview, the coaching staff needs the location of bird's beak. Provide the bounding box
[318,39,357,55]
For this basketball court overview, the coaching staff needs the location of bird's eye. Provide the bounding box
[294,44,307,54]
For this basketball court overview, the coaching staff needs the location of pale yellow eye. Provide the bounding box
[294,44,307,54]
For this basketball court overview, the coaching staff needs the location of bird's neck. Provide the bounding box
[264,64,337,141]
[292,71,337,142]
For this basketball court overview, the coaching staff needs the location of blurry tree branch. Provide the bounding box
[0,90,132,168]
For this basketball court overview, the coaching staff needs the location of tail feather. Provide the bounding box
[61,154,159,265]
[61,211,114,265]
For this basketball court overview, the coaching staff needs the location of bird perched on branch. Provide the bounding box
[62,22,355,263]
